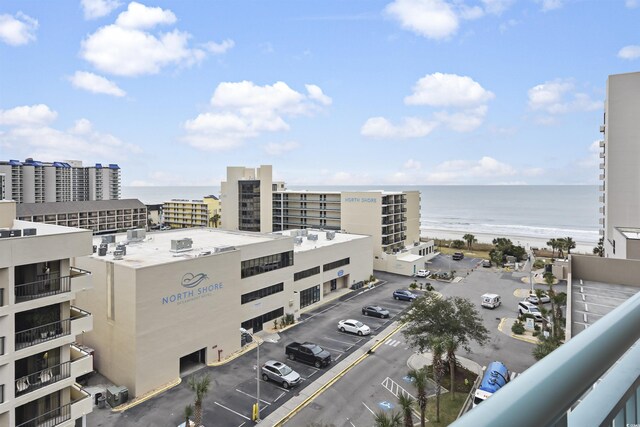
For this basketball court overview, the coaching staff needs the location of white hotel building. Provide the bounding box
[73,227,372,399]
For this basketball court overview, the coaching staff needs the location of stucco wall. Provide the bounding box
[570,254,640,286]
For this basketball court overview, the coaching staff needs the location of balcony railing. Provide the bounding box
[15,319,71,351]
[451,291,640,427]
[16,402,71,427]
[15,276,71,303]
[15,361,70,396]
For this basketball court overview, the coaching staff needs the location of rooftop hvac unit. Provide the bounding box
[307,233,318,241]
[326,230,335,240]
[102,235,115,244]
[98,246,107,256]
[93,245,97,253]
[300,229,308,237]
[115,244,127,255]
[23,228,37,236]
[106,386,129,408]
[113,250,124,260]
[127,228,146,242]
[214,245,235,253]
[294,236,303,245]
[171,238,193,252]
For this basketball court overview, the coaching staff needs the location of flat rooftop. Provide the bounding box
[277,229,368,253]
[0,219,89,239]
[274,189,411,195]
[615,227,640,240]
[571,279,639,337]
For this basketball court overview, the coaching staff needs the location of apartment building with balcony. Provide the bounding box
[0,200,94,427]
[220,165,273,233]
[16,199,147,235]
[0,174,5,201]
[162,195,221,229]
[0,159,121,204]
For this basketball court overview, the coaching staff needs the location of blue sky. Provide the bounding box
[0,0,638,186]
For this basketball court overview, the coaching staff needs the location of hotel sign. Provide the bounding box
[343,197,377,203]
[161,272,223,306]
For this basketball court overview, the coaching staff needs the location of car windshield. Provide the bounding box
[355,321,364,328]
[279,365,293,375]
[310,345,323,355]
[530,306,540,313]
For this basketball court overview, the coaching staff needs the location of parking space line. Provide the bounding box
[214,401,250,420]
[319,345,345,353]
[305,370,319,380]
[362,401,375,416]
[323,336,361,345]
[237,422,246,427]
[335,354,343,362]
[235,388,272,405]
[304,303,340,321]
[274,392,286,403]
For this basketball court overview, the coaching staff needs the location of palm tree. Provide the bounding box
[543,272,556,337]
[546,238,557,258]
[407,368,428,427]
[565,237,576,256]
[209,213,221,228]
[462,233,476,250]
[556,238,567,259]
[374,411,402,427]
[443,335,458,401]
[593,238,604,257]
[397,393,414,427]
[183,404,193,427]
[431,338,446,423]
[188,374,211,427]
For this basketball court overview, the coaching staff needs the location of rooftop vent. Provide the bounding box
[307,233,318,241]
[98,246,107,256]
[127,228,146,242]
[102,235,116,244]
[113,250,124,260]
[171,238,193,253]
[300,229,308,237]
[115,243,127,255]
[326,230,335,240]
[214,245,235,253]
[294,236,303,245]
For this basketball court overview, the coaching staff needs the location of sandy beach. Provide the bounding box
[421,228,596,255]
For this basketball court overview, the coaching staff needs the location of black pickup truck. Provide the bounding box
[285,342,331,368]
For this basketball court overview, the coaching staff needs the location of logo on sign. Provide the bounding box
[337,270,344,277]
[182,272,209,288]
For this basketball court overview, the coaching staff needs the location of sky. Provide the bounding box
[0,0,638,186]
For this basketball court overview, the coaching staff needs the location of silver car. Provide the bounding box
[261,360,301,389]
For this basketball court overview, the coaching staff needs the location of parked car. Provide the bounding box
[285,342,331,368]
[481,293,501,309]
[416,269,430,277]
[261,360,302,389]
[452,252,464,260]
[393,289,417,301]
[517,301,543,321]
[482,260,491,268]
[362,305,390,318]
[526,292,551,305]
[337,319,371,336]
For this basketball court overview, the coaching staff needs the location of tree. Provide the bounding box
[533,335,562,360]
[374,411,402,427]
[407,368,428,427]
[593,238,604,257]
[184,404,193,427]
[463,233,476,250]
[564,237,576,256]
[546,238,558,258]
[188,374,211,427]
[443,335,458,401]
[556,238,566,259]
[209,213,221,228]
[451,239,465,249]
[431,337,446,423]
[397,393,414,427]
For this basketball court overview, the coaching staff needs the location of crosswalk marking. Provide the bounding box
[381,377,415,399]
[385,339,402,347]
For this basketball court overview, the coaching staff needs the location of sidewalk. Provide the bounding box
[498,317,540,344]
[408,352,483,376]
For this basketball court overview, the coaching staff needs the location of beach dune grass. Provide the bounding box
[430,238,492,260]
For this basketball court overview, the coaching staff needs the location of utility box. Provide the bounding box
[106,385,129,407]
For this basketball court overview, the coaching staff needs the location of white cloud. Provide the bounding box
[305,84,333,106]
[115,2,176,29]
[618,45,640,60]
[69,71,126,97]
[264,141,300,156]
[81,3,230,77]
[626,0,639,8]
[539,0,563,11]
[434,105,488,132]
[385,0,459,40]
[499,19,518,33]
[361,117,438,139]
[183,81,331,151]
[578,140,602,168]
[203,39,235,54]
[0,12,38,46]
[426,156,516,183]
[81,0,121,20]
[459,5,484,20]
[405,73,494,107]
[0,104,57,126]
[482,0,513,15]
[0,105,141,161]
[528,79,601,118]
[403,159,421,169]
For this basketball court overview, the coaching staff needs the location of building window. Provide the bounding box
[323,258,350,272]
[294,266,320,281]
[241,307,284,333]
[241,283,284,304]
[300,285,321,308]
[241,251,294,278]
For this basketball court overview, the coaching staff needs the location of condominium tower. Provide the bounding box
[220,165,272,233]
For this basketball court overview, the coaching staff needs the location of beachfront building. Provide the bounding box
[72,227,372,399]
[222,165,435,276]
[0,173,5,200]
[16,199,148,235]
[0,200,94,427]
[599,72,640,259]
[0,159,121,204]
[220,165,273,233]
[162,196,221,229]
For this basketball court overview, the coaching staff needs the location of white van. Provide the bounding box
[481,293,501,309]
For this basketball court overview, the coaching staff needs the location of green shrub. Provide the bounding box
[533,330,541,337]
[533,259,545,269]
[426,283,434,291]
[511,320,525,334]
[534,324,541,331]
[369,274,376,282]
[452,240,465,249]
[409,282,417,290]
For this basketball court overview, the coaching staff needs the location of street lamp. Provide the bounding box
[240,327,260,422]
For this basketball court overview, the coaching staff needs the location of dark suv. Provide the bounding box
[453,252,464,260]
[393,289,417,301]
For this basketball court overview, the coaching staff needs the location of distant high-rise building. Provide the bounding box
[220,165,273,233]
[0,159,121,203]
[600,72,640,259]
[0,173,5,200]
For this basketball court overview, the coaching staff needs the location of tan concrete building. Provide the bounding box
[0,200,94,427]
[599,72,640,259]
[73,227,372,399]
[220,165,273,233]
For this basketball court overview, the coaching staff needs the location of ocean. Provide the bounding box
[122,185,600,245]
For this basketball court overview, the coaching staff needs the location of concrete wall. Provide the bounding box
[258,165,273,233]
[570,254,640,287]
[405,191,421,245]
[340,191,383,257]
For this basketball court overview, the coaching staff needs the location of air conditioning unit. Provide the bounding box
[171,238,193,252]
[102,235,115,244]
[106,386,129,408]
[98,246,107,256]
[294,236,303,245]
[214,245,235,253]
[300,229,308,237]
[307,233,318,241]
[127,228,146,242]
[115,244,127,255]
[326,230,335,240]
[113,250,124,260]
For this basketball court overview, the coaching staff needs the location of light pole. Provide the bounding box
[240,327,260,422]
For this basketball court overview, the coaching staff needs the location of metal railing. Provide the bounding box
[16,402,71,427]
[451,291,640,427]
[15,319,71,350]
[15,276,71,302]
[70,305,91,319]
[15,361,70,396]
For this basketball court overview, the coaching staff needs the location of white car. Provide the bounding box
[337,319,371,336]
[526,292,551,305]
[518,301,543,321]
[416,269,430,277]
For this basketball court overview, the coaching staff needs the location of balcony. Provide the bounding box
[15,319,71,351]
[451,291,640,427]
[70,344,93,378]
[15,361,70,397]
[15,276,71,303]
[70,306,93,336]
[16,384,91,427]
